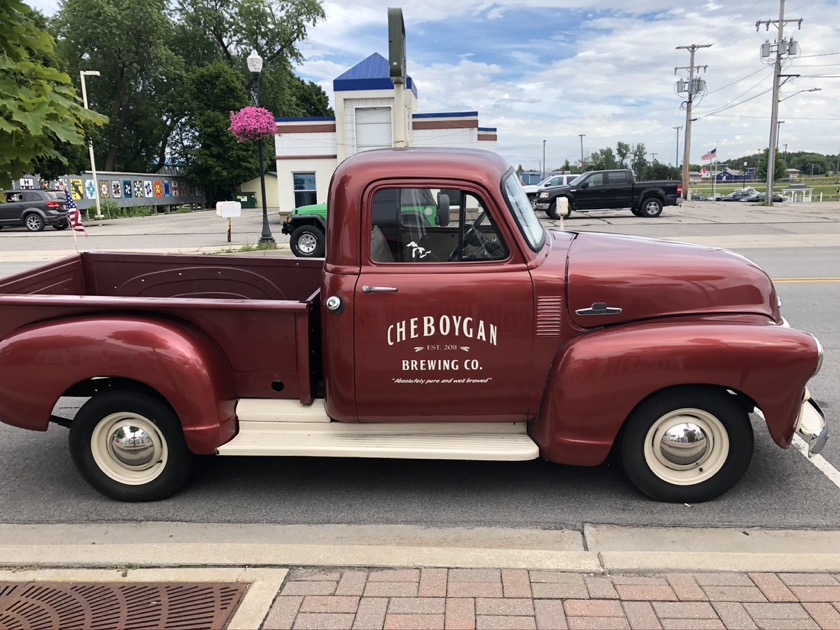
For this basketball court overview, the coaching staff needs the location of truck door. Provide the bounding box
[605,170,634,208]
[572,172,605,209]
[352,184,534,423]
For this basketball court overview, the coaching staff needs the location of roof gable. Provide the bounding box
[333,52,417,97]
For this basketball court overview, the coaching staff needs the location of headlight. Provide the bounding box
[539,192,549,198]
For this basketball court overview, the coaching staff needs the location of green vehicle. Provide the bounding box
[281,188,445,257]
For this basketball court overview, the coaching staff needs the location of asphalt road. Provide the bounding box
[0,200,838,529]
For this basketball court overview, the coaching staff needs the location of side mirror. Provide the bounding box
[437,193,450,227]
[580,182,589,189]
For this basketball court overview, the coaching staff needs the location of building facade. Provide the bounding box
[271,52,497,214]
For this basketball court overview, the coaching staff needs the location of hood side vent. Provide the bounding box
[536,296,563,336]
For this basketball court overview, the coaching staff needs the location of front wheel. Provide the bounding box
[290,225,325,257]
[638,198,663,217]
[24,213,45,231]
[69,389,193,501]
[619,387,753,503]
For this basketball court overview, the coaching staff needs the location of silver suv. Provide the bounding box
[0,190,69,231]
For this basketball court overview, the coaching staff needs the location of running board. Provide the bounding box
[216,421,539,461]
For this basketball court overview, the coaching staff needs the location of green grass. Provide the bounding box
[692,176,840,201]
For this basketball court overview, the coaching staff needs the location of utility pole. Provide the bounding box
[651,152,658,162]
[578,134,585,166]
[542,140,547,179]
[673,126,682,167]
[676,44,712,200]
[757,0,803,205]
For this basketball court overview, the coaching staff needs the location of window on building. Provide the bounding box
[355,107,392,152]
[293,172,317,207]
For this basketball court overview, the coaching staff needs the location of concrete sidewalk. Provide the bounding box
[2,524,840,628]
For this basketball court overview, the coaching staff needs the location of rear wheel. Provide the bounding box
[24,213,45,231]
[69,389,193,501]
[638,198,663,217]
[290,224,325,257]
[619,387,753,502]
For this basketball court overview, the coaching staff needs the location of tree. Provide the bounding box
[562,159,572,172]
[588,148,619,171]
[0,0,106,188]
[55,0,182,172]
[180,63,260,207]
[615,142,630,168]
[757,150,787,181]
[630,143,647,176]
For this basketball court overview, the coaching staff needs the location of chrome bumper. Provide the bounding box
[796,394,828,456]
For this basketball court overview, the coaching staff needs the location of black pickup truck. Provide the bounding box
[533,169,682,219]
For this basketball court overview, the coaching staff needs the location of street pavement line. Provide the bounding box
[792,434,840,490]
[773,277,840,283]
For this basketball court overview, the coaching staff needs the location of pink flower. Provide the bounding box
[229,106,276,142]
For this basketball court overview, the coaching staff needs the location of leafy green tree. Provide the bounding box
[615,141,630,168]
[54,0,181,172]
[641,162,681,181]
[630,143,647,176]
[0,0,106,188]
[180,63,259,206]
[562,159,572,172]
[588,147,619,171]
[790,153,829,176]
[757,149,787,181]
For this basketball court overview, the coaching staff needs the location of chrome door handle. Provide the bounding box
[362,285,398,293]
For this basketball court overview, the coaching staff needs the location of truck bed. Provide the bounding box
[0,253,324,401]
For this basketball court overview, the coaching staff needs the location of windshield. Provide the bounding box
[569,173,588,186]
[503,171,546,252]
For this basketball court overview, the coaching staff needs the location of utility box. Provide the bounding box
[235,193,257,209]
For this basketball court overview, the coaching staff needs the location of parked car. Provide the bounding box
[691,193,710,201]
[0,190,69,231]
[522,174,577,202]
[740,192,784,203]
[533,169,682,218]
[714,188,757,202]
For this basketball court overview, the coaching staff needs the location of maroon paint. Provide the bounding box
[0,317,236,454]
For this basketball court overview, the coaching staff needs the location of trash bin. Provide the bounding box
[235,192,257,209]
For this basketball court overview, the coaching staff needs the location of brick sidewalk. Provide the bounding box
[263,568,840,629]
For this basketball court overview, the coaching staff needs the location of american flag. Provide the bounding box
[701,148,717,161]
[64,189,87,236]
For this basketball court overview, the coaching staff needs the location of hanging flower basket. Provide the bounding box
[229,106,276,143]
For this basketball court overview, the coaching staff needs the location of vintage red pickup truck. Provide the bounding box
[0,148,827,503]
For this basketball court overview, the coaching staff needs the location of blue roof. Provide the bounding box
[333,53,417,98]
[414,112,478,119]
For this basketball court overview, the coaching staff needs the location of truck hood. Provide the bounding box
[566,232,776,328]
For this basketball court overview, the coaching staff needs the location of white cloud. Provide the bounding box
[297,0,840,171]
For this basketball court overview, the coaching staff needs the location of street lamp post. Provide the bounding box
[542,140,546,179]
[80,70,103,220]
[247,49,275,247]
[743,161,748,189]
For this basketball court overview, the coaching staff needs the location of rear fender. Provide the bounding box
[531,321,820,466]
[0,317,237,454]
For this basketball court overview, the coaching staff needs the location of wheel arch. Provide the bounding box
[530,321,819,467]
[0,316,238,454]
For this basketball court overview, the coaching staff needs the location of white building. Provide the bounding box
[266,52,498,215]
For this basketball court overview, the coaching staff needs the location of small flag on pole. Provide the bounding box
[65,188,87,236]
[701,148,717,161]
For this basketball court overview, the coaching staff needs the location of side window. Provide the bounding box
[369,188,508,264]
[587,173,604,187]
[292,172,317,207]
[22,192,41,202]
[607,171,630,185]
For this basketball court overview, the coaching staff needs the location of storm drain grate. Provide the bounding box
[0,582,248,630]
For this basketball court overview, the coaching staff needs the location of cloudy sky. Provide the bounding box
[31,0,839,172]
[296,0,839,172]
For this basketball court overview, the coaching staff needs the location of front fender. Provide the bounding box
[0,316,237,454]
[531,320,821,466]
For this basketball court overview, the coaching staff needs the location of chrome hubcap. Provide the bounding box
[90,413,168,485]
[643,408,729,486]
[298,233,318,253]
[658,423,708,466]
[26,216,40,229]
